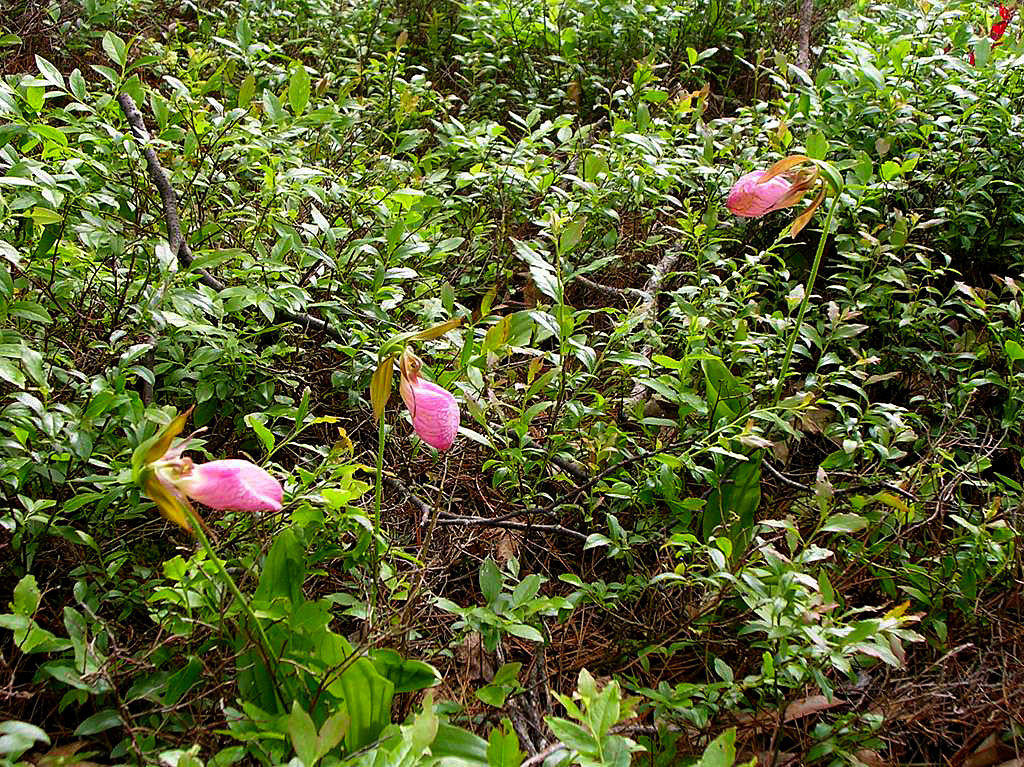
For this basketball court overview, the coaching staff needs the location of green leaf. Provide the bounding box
[74,708,122,736]
[805,131,828,160]
[880,160,901,182]
[511,574,541,607]
[476,684,510,707]
[34,55,64,90]
[479,558,502,604]
[25,85,44,111]
[337,658,395,752]
[244,413,275,454]
[0,359,25,388]
[262,89,285,122]
[701,356,747,425]
[546,717,595,754]
[821,513,869,533]
[287,701,319,767]
[12,575,40,616]
[504,623,544,643]
[0,721,49,759]
[102,31,127,68]
[69,68,87,100]
[1004,339,1024,363]
[164,656,203,705]
[485,720,523,767]
[703,450,762,551]
[430,722,489,763]
[370,649,440,693]
[289,62,311,115]
[695,728,736,767]
[559,217,586,254]
[238,74,255,108]
[411,316,464,341]
[253,528,305,606]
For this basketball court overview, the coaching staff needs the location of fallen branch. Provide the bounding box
[621,249,683,410]
[116,92,345,343]
[797,0,814,71]
[383,476,434,526]
[519,742,566,767]
[762,459,919,503]
[574,274,649,302]
[515,431,590,486]
[434,511,588,542]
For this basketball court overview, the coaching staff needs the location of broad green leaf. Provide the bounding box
[244,413,275,453]
[546,717,595,753]
[34,55,64,90]
[69,68,87,100]
[287,701,319,767]
[822,513,869,533]
[289,62,311,115]
[338,658,395,752]
[504,623,544,643]
[805,131,828,160]
[253,527,305,606]
[370,649,440,693]
[1005,339,1024,362]
[73,709,122,736]
[102,31,127,68]
[695,727,736,767]
[238,74,255,108]
[485,720,523,767]
[12,575,40,616]
[479,557,502,604]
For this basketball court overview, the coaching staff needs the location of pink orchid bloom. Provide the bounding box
[136,407,283,533]
[727,170,804,218]
[158,457,284,512]
[399,349,459,451]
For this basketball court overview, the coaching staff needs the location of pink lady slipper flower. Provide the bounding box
[727,170,807,218]
[133,407,283,532]
[399,348,459,451]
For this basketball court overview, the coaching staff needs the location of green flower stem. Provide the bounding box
[183,507,292,708]
[772,194,840,407]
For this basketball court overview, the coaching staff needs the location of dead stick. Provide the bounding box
[574,274,649,302]
[622,249,683,410]
[433,513,588,542]
[116,92,345,343]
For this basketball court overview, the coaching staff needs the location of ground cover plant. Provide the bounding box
[1,0,1023,764]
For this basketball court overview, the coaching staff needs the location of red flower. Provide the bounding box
[991,19,1009,39]
[997,4,1014,21]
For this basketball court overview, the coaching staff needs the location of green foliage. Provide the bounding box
[1,0,1023,763]
[546,670,644,767]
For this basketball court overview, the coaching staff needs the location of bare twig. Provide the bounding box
[116,92,346,343]
[797,0,814,71]
[622,249,683,410]
[515,431,590,486]
[434,511,588,542]
[384,476,434,526]
[520,742,567,767]
[574,274,649,302]
[762,459,919,503]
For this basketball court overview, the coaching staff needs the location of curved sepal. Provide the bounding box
[141,466,194,533]
[131,406,194,484]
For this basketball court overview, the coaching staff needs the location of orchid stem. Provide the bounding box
[184,507,292,708]
[772,194,840,407]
